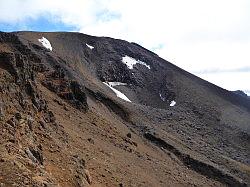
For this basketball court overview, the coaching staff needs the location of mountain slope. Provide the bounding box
[0,31,249,186]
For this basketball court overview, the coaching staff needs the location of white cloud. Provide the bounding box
[197,72,250,94]
[0,0,250,93]
[0,0,99,25]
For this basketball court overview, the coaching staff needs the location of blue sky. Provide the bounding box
[0,16,77,32]
[0,0,249,95]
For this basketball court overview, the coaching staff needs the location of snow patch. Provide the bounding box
[159,93,166,101]
[38,37,52,51]
[108,82,127,87]
[122,55,150,69]
[103,82,131,102]
[86,43,94,49]
[170,100,176,107]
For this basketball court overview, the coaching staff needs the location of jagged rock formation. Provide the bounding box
[0,31,249,186]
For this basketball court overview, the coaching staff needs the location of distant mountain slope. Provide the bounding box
[0,31,249,186]
[233,90,250,98]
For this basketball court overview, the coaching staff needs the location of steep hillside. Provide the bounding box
[0,31,249,187]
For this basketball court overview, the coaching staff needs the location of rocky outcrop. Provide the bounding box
[144,132,247,187]
[0,52,35,83]
[1,32,88,112]
[42,73,88,112]
[0,33,65,186]
[25,146,43,165]
[73,155,92,186]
